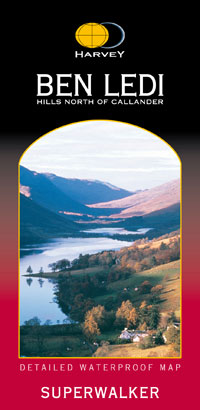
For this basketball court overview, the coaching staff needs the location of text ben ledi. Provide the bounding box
[37,73,164,98]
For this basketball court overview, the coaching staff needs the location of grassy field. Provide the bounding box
[20,326,94,357]
[93,343,178,358]
[20,331,177,358]
[94,259,180,316]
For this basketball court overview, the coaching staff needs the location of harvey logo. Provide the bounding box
[75,22,125,58]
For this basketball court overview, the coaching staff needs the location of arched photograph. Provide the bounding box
[19,120,181,358]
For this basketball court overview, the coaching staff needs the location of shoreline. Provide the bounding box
[22,265,106,280]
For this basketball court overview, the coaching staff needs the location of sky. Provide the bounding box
[20,121,180,191]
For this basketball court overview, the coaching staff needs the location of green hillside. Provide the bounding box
[20,194,79,245]
[95,259,180,315]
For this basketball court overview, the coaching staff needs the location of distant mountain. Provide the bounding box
[20,166,180,242]
[119,203,180,237]
[43,172,133,205]
[20,194,79,245]
[88,179,180,219]
[20,166,91,215]
[20,166,131,218]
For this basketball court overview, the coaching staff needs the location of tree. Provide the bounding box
[71,254,90,269]
[139,301,148,326]
[48,262,57,272]
[138,322,148,331]
[140,301,147,309]
[48,259,71,272]
[85,317,100,339]
[90,305,105,325]
[163,326,180,354]
[139,281,152,294]
[159,242,168,250]
[167,311,177,324]
[99,310,115,332]
[104,296,115,311]
[139,335,154,349]
[56,259,70,271]
[114,315,127,329]
[128,307,138,327]
[44,319,52,326]
[164,326,180,344]
[83,305,105,340]
[70,294,95,321]
[26,265,33,274]
[71,258,79,268]
[147,305,160,329]
[151,284,163,295]
[39,267,44,275]
[154,329,165,345]
[24,316,41,326]
[150,256,157,267]
[116,300,133,319]
[134,261,143,272]
[98,252,114,267]
[115,300,137,328]
[83,313,100,341]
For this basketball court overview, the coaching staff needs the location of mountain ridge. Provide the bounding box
[42,172,133,205]
[88,179,180,218]
[20,166,93,215]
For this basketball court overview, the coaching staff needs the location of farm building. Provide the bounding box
[119,328,149,343]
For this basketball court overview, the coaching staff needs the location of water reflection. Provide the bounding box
[26,278,33,287]
[38,278,44,288]
[20,230,148,325]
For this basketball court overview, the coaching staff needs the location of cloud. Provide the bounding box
[21,121,180,190]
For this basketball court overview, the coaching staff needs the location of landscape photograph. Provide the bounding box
[19,120,181,358]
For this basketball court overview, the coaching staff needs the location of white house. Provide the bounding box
[119,328,134,340]
[132,332,149,343]
[119,328,149,343]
